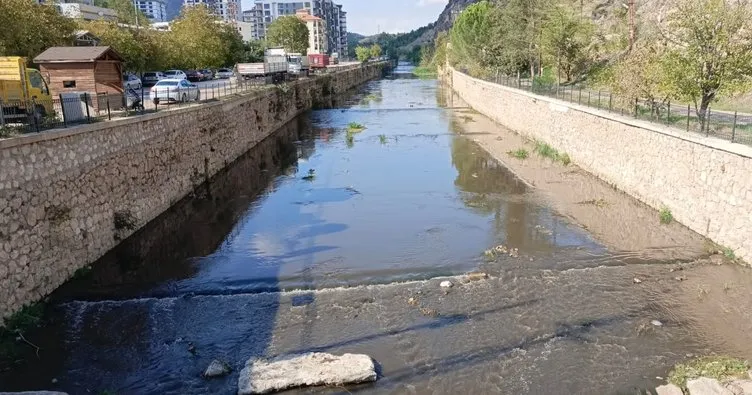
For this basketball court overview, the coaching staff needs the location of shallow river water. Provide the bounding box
[2,64,752,395]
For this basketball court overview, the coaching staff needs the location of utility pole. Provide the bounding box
[628,0,636,51]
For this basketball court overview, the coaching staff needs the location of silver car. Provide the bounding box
[150,79,200,104]
[142,71,165,86]
[216,68,234,79]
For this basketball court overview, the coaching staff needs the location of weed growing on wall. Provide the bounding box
[659,207,673,224]
[508,148,529,159]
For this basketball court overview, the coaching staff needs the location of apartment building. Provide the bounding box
[56,2,118,21]
[295,9,326,54]
[243,0,346,56]
[182,0,240,22]
[134,0,167,22]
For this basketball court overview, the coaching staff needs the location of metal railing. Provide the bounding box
[484,74,752,147]
[0,77,283,138]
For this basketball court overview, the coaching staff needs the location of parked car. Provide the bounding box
[142,71,165,86]
[185,70,203,82]
[123,74,142,90]
[150,79,201,104]
[163,70,187,80]
[201,69,215,80]
[215,68,233,79]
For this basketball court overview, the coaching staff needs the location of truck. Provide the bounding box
[0,56,53,124]
[235,48,288,83]
[286,53,310,77]
[308,54,330,71]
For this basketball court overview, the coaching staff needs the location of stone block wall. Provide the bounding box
[0,63,384,320]
[447,67,752,263]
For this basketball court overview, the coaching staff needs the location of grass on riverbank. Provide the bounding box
[508,148,529,159]
[532,140,572,165]
[668,356,750,389]
[347,122,366,133]
[413,66,438,79]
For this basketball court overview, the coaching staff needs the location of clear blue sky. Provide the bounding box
[240,0,449,35]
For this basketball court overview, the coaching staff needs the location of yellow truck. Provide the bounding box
[0,56,53,123]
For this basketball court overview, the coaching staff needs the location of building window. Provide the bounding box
[63,80,76,88]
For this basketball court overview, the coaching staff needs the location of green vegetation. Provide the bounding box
[0,0,76,61]
[722,247,737,260]
[532,140,571,165]
[659,207,674,224]
[345,133,355,148]
[378,134,388,144]
[355,44,383,62]
[508,148,529,159]
[413,67,437,78]
[668,356,750,389]
[432,0,752,129]
[1,302,46,362]
[347,122,366,132]
[266,15,309,54]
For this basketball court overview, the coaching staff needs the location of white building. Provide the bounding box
[295,9,326,54]
[243,0,346,55]
[183,0,241,22]
[234,20,255,42]
[57,3,118,21]
[134,0,167,22]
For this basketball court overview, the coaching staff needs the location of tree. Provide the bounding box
[369,44,382,59]
[606,43,668,115]
[266,16,309,54]
[170,6,227,69]
[541,5,593,82]
[449,0,495,76]
[0,0,76,60]
[487,0,550,77]
[355,46,371,62]
[241,40,266,63]
[83,21,147,71]
[661,0,752,131]
[93,0,150,26]
[218,22,246,66]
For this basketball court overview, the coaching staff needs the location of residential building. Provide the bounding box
[134,0,168,22]
[295,9,326,54]
[234,20,255,42]
[57,3,118,21]
[244,0,346,56]
[182,0,240,22]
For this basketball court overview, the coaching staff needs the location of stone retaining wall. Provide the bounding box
[0,63,385,320]
[447,67,752,263]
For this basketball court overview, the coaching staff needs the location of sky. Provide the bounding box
[240,0,450,36]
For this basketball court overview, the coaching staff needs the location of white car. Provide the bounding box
[123,74,142,89]
[216,68,234,79]
[151,79,200,104]
[163,70,188,80]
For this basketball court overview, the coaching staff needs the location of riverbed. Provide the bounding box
[1,64,751,395]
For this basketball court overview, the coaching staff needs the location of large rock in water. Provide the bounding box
[655,383,684,395]
[237,353,377,394]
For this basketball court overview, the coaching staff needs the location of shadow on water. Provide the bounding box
[0,117,316,394]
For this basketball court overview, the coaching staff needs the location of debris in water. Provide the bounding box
[440,280,453,288]
[651,320,663,327]
[467,272,489,281]
[204,359,232,378]
[420,307,439,317]
[407,297,418,306]
[675,276,687,281]
[51,378,58,384]
[302,169,316,181]
[188,342,197,355]
[471,173,478,178]
[509,248,519,258]
[237,353,377,395]
[633,278,643,284]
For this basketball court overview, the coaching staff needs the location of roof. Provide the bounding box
[33,46,123,63]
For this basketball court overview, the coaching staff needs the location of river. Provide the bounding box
[2,63,752,394]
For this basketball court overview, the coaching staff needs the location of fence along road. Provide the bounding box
[486,74,752,147]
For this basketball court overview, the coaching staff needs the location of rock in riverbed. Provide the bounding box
[686,377,733,394]
[203,359,231,378]
[440,281,453,288]
[655,384,683,395]
[237,353,377,394]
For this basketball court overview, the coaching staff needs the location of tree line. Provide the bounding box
[429,0,752,128]
[0,0,312,72]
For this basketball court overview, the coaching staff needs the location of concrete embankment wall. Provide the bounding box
[0,63,385,320]
[446,67,752,263]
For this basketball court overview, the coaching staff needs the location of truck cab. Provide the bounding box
[0,56,53,122]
